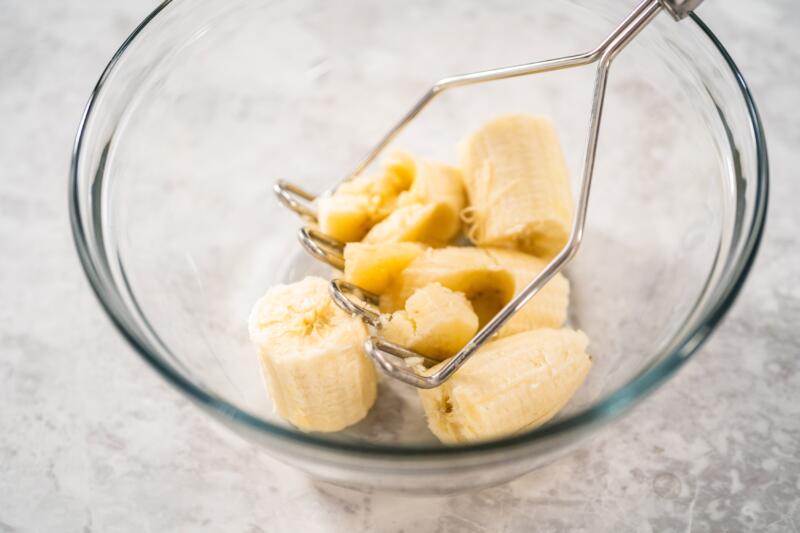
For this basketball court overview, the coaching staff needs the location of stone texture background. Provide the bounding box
[1,1,798,531]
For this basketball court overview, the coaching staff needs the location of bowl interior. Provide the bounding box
[93,0,749,448]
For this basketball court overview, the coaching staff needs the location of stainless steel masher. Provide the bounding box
[273,0,704,388]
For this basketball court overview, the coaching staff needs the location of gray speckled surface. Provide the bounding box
[1,1,798,531]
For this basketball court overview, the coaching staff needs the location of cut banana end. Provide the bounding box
[380,247,517,326]
[248,276,377,432]
[343,242,568,342]
[317,152,416,243]
[362,203,453,246]
[381,283,479,361]
[459,114,573,258]
[402,160,466,214]
[363,161,466,246]
[316,195,373,244]
[343,241,427,294]
[484,247,570,336]
[418,328,591,444]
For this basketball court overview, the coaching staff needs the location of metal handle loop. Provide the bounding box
[329,279,382,327]
[297,227,345,270]
[364,337,440,387]
[274,180,318,222]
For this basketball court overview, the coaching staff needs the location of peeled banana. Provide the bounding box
[248,276,377,432]
[380,246,517,326]
[459,114,573,258]
[363,160,466,246]
[418,328,591,444]
[483,247,569,336]
[380,246,567,334]
[343,241,427,294]
[317,152,416,242]
[317,153,465,246]
[381,283,479,360]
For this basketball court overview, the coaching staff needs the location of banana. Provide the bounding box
[363,160,466,246]
[256,115,592,442]
[317,152,416,242]
[380,247,517,326]
[361,203,450,246]
[380,246,567,335]
[401,160,466,215]
[483,248,569,336]
[343,241,427,294]
[381,283,479,360]
[459,114,573,258]
[248,276,377,432]
[418,328,591,444]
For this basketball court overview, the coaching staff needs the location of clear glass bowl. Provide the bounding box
[70,0,767,493]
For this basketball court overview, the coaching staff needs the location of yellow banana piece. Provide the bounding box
[381,283,479,361]
[343,241,427,294]
[380,246,517,326]
[317,152,416,242]
[248,276,377,432]
[483,247,569,336]
[381,246,567,335]
[364,160,466,246]
[418,328,591,444]
[459,114,573,258]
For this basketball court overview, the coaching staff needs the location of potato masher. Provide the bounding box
[274,0,704,388]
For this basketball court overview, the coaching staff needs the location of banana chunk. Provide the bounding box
[381,246,566,334]
[418,328,591,444]
[364,161,466,246]
[459,114,573,258]
[381,283,479,361]
[483,248,569,335]
[317,152,415,242]
[362,203,452,246]
[381,247,517,326]
[344,241,427,294]
[248,276,377,432]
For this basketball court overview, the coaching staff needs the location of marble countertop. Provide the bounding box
[2,1,798,531]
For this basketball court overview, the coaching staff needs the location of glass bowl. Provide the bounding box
[70,0,767,493]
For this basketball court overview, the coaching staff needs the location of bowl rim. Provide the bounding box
[69,2,769,458]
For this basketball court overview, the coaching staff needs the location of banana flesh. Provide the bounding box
[317,152,415,242]
[381,282,479,361]
[317,153,465,246]
[418,328,591,444]
[379,246,567,334]
[248,276,377,432]
[343,241,427,294]
[380,246,517,326]
[483,247,569,336]
[363,160,465,246]
[459,114,573,258]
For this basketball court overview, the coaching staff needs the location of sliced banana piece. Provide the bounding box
[343,241,427,294]
[418,328,591,444]
[380,245,567,335]
[317,152,416,242]
[380,246,517,326]
[483,247,569,336]
[364,160,466,246]
[459,114,573,258]
[381,283,479,361]
[248,276,377,432]
[361,203,450,246]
